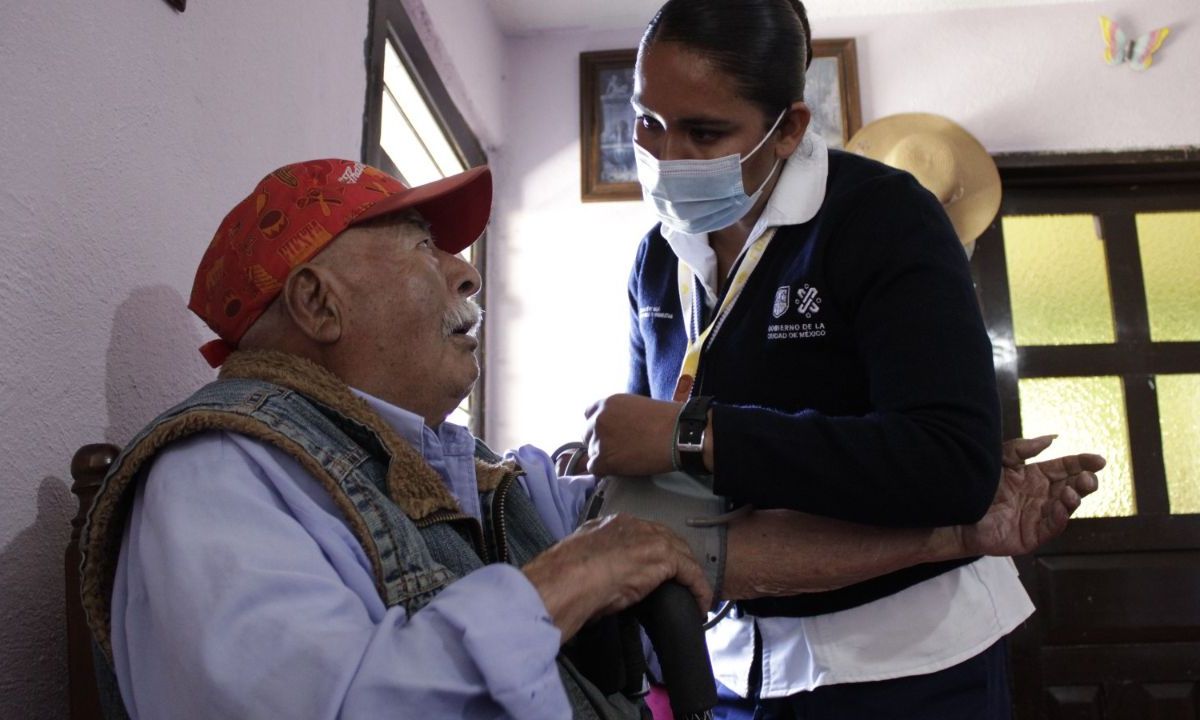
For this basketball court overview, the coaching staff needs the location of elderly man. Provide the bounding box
[80,159,1099,720]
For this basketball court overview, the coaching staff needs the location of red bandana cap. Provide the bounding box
[189,159,492,367]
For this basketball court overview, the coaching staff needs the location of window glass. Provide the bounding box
[381,42,466,183]
[1137,211,1200,342]
[1019,376,1135,518]
[1157,374,1200,514]
[447,403,471,427]
[380,93,443,187]
[1003,215,1116,346]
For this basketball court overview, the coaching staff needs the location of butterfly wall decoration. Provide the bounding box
[1100,16,1170,71]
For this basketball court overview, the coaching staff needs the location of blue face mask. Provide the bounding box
[634,109,787,235]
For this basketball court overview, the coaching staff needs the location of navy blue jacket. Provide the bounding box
[627,150,1002,616]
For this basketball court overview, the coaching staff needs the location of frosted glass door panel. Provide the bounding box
[1137,212,1200,342]
[1003,215,1115,346]
[1019,376,1134,518]
[1157,374,1200,514]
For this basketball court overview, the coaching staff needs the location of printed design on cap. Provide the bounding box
[258,204,288,240]
[339,162,366,184]
[278,221,334,265]
[190,159,409,352]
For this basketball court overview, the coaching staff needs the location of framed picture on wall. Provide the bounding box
[578,39,862,201]
[807,39,862,149]
[579,49,640,202]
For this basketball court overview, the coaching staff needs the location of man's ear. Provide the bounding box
[774,101,812,159]
[280,264,344,345]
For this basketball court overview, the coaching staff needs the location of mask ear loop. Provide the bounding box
[746,157,783,200]
[739,108,790,166]
[738,108,790,200]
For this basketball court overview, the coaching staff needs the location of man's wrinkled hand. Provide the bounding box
[522,513,712,643]
[583,394,681,477]
[960,436,1104,557]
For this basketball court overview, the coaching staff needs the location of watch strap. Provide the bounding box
[674,396,713,479]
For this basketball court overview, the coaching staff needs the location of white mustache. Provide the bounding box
[442,298,483,338]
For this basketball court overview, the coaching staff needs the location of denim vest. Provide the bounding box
[80,350,642,720]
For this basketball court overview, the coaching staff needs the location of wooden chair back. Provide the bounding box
[65,443,119,720]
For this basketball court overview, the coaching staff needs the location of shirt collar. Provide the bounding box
[350,388,475,458]
[662,131,829,304]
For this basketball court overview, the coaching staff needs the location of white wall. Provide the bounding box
[400,0,508,150]
[815,0,1198,152]
[484,0,1200,453]
[0,0,367,715]
[487,27,658,452]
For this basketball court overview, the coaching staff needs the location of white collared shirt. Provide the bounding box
[665,131,1034,697]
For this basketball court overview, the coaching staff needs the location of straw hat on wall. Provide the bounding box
[847,113,1000,258]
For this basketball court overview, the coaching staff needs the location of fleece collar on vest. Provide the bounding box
[218,350,511,514]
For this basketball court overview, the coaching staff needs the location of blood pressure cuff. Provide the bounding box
[584,472,728,604]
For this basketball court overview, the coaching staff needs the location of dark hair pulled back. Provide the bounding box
[640,0,812,122]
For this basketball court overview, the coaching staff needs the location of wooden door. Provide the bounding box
[1009,517,1200,719]
[975,152,1200,719]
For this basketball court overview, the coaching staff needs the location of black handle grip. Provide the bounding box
[636,581,717,719]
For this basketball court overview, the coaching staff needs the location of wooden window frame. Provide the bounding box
[362,0,490,437]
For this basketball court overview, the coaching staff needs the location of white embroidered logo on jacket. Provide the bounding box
[772,286,790,319]
[795,284,822,318]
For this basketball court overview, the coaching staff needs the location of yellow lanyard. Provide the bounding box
[672,226,779,402]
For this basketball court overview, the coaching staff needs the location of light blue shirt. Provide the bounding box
[110,390,595,720]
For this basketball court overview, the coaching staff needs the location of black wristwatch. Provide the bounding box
[674,395,714,482]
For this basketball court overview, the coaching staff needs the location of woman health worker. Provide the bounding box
[583,1,1030,717]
